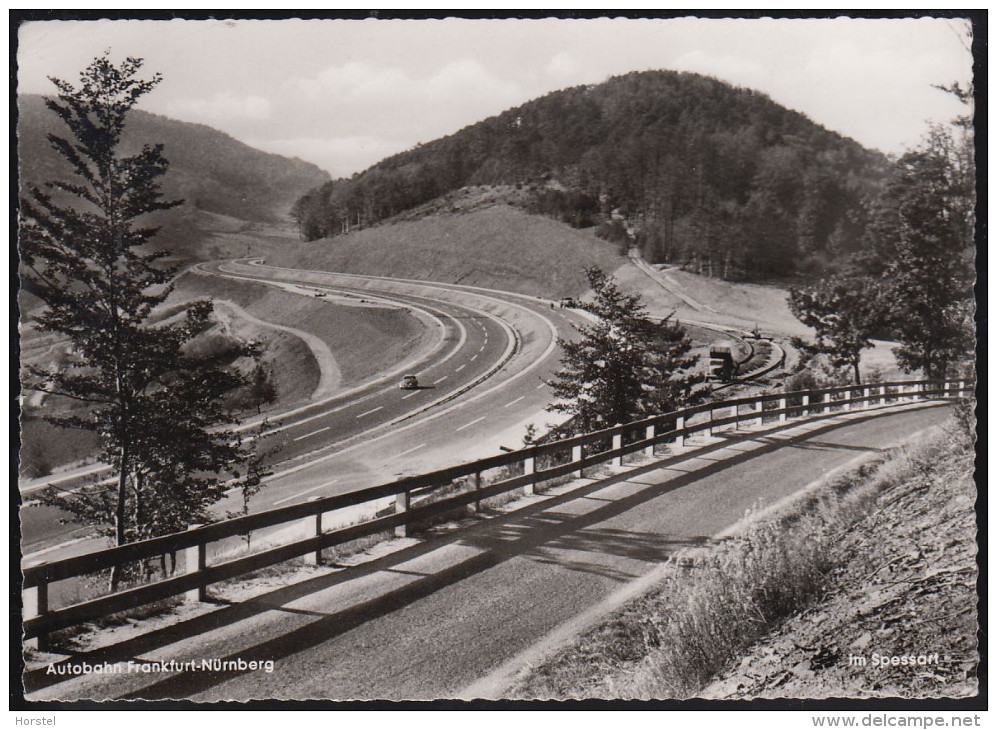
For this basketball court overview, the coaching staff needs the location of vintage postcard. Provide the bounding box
[14,12,980,714]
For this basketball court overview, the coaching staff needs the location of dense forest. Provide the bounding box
[291,70,889,280]
[19,94,330,225]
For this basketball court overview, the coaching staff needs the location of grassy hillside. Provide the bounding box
[268,202,625,299]
[173,272,425,389]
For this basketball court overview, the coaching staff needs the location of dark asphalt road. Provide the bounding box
[26,403,952,701]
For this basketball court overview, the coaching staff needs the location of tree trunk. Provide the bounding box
[853,359,861,385]
[109,445,129,592]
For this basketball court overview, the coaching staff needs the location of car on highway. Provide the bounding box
[399,374,420,390]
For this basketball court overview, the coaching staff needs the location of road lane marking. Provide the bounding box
[455,416,487,432]
[504,396,526,408]
[455,364,465,372]
[471,354,478,362]
[434,375,448,384]
[401,390,422,400]
[357,406,384,419]
[537,382,547,389]
[293,426,330,442]
[273,480,339,506]
[384,443,427,463]
[479,345,485,352]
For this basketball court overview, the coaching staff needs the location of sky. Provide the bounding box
[16,16,974,178]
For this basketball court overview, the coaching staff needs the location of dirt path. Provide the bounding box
[212,299,342,400]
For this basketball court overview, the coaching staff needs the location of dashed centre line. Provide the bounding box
[401,390,421,400]
[455,364,465,373]
[536,382,547,390]
[504,395,526,408]
[385,443,427,463]
[293,426,330,442]
[357,406,384,419]
[434,375,448,384]
[455,416,487,432]
[272,479,339,506]
[470,354,478,362]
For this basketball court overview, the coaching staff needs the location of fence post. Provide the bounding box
[612,431,623,467]
[754,399,764,427]
[571,444,583,478]
[823,392,832,414]
[184,524,206,603]
[778,396,787,422]
[958,380,965,399]
[880,385,888,405]
[303,496,323,565]
[943,380,951,399]
[676,415,686,446]
[645,424,655,457]
[524,451,536,495]
[708,407,714,437]
[802,394,809,417]
[395,490,410,538]
[843,388,852,412]
[23,562,49,651]
[732,403,739,431]
[473,471,482,513]
[863,387,871,410]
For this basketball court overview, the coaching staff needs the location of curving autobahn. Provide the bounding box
[20,259,585,562]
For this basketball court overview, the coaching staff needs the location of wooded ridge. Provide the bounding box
[291,70,889,280]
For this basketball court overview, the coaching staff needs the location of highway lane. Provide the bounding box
[21,261,579,565]
[24,403,953,701]
[19,265,494,495]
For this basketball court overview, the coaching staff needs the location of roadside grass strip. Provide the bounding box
[502,415,976,700]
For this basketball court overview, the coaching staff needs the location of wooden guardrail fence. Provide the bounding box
[22,378,971,645]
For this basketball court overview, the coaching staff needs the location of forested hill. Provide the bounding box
[18,94,330,225]
[292,70,888,280]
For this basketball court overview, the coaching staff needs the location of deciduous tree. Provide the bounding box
[20,54,262,589]
[788,276,881,384]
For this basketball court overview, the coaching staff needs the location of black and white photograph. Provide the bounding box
[13,12,981,712]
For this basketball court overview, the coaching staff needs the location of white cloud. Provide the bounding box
[167,92,272,124]
[670,50,768,89]
[545,52,581,80]
[284,58,523,141]
[247,135,407,177]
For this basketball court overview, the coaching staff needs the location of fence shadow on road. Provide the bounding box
[25,404,949,699]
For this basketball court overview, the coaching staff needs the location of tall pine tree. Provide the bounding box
[20,54,261,589]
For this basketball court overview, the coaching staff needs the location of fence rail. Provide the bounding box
[22,378,972,644]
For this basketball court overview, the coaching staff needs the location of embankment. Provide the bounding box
[507,414,978,700]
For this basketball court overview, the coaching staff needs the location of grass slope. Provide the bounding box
[267,203,625,299]
[174,271,425,391]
